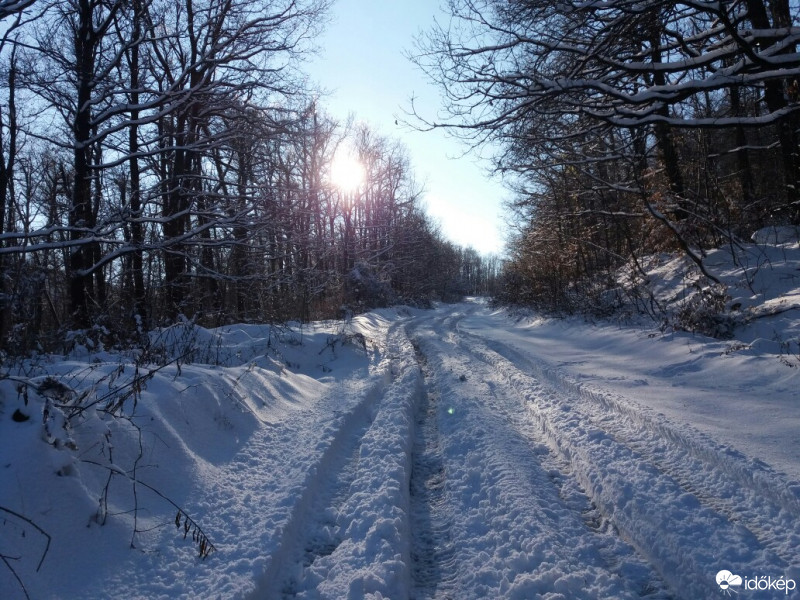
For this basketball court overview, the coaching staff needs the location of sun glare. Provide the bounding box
[330,150,366,193]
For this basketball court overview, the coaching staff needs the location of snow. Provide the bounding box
[2,232,800,599]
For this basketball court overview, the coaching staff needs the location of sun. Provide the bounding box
[329,149,366,193]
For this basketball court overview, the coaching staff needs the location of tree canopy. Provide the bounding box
[0,0,500,353]
[414,0,800,316]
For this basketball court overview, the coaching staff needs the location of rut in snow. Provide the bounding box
[278,408,374,597]
[409,339,458,600]
[249,379,384,599]
[408,311,673,599]
[445,325,794,598]
[459,330,800,570]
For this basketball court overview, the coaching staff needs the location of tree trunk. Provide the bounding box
[746,0,800,222]
[0,51,18,347]
[649,25,687,219]
[69,0,97,329]
[129,0,147,328]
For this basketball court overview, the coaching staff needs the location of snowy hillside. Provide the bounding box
[1,231,800,599]
[619,225,800,353]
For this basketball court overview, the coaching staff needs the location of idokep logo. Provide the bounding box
[716,569,797,596]
[717,570,743,595]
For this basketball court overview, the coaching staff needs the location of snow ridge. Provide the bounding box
[409,337,460,599]
[454,327,800,598]
[467,331,800,564]
[251,322,422,599]
[407,307,670,599]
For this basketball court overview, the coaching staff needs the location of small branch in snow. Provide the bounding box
[80,460,216,560]
[0,507,50,571]
[0,506,51,600]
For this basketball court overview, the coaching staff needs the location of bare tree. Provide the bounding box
[142,0,330,319]
[413,0,800,315]
[0,0,473,347]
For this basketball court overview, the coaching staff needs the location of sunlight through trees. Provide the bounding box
[0,0,500,353]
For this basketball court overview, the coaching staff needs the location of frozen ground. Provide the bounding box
[1,232,799,599]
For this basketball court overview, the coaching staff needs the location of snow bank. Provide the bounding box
[605,227,800,353]
[0,315,401,599]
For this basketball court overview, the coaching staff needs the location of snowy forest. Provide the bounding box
[415,0,800,321]
[0,0,798,354]
[2,1,800,599]
[0,0,500,356]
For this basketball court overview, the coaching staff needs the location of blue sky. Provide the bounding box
[304,0,507,256]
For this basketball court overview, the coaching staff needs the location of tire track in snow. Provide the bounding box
[409,312,672,599]
[278,420,371,597]
[252,376,385,598]
[462,331,800,570]
[252,318,422,599]
[449,322,796,598]
[409,338,459,599]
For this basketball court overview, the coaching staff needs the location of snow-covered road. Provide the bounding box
[3,301,799,599]
[255,302,800,599]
